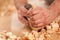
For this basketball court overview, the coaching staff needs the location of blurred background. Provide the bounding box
[0,0,31,36]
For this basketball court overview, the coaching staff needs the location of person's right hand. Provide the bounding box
[14,0,29,26]
[18,6,29,26]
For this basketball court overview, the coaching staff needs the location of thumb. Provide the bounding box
[27,8,33,17]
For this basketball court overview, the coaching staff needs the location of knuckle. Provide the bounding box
[34,21,38,25]
[32,16,36,21]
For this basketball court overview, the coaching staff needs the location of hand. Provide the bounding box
[18,6,29,26]
[27,7,55,28]
[14,0,29,26]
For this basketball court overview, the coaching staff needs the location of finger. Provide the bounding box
[20,6,28,13]
[31,18,45,25]
[18,10,22,15]
[30,11,44,21]
[32,7,44,14]
[27,7,44,17]
[29,8,40,16]
[18,6,28,16]
[32,23,44,28]
[18,15,28,25]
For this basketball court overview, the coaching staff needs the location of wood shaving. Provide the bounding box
[0,21,59,40]
[0,31,21,40]
[22,21,60,40]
